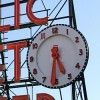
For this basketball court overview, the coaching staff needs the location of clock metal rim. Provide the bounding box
[26,24,89,89]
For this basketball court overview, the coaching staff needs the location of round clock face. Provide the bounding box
[27,24,89,88]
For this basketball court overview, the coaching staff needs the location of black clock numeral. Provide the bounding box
[75,63,80,69]
[68,73,72,80]
[33,43,38,49]
[75,37,79,43]
[52,27,58,34]
[66,29,68,35]
[30,56,34,62]
[41,33,46,39]
[33,68,37,75]
[79,49,83,55]
[55,79,59,85]
[42,77,46,83]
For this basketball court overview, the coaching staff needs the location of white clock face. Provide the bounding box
[27,24,89,88]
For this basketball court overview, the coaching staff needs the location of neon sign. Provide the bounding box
[0,0,48,31]
[0,93,55,100]
[0,41,28,82]
[0,0,48,83]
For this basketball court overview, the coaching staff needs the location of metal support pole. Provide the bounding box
[72,83,75,100]
[71,0,77,29]
[0,0,10,99]
[69,1,77,99]
[82,74,88,100]
[69,1,88,100]
[68,0,77,29]
[68,0,72,26]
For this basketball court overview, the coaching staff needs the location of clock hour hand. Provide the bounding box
[57,58,65,74]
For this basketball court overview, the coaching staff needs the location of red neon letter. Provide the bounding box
[0,0,10,32]
[0,64,3,71]
[0,25,10,32]
[14,0,20,29]
[0,97,7,100]
[13,95,29,100]
[7,41,28,82]
[0,1,10,32]
[37,93,55,100]
[26,0,48,25]
[0,44,3,53]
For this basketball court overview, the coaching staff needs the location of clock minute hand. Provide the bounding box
[51,46,58,86]
[51,58,56,86]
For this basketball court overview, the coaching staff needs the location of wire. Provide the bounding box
[41,0,47,10]
[32,0,67,37]
[49,0,63,16]
[32,83,33,100]
[59,88,63,100]
[25,82,29,95]
[9,89,16,96]
[29,27,32,37]
[50,0,68,26]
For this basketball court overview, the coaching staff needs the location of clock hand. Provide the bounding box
[57,58,65,74]
[52,45,65,74]
[51,58,56,86]
[51,46,58,86]
[51,45,66,85]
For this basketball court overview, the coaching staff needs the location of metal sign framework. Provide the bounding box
[0,0,88,100]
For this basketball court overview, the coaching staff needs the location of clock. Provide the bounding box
[27,24,89,88]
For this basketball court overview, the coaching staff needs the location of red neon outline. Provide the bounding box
[0,0,10,31]
[0,64,3,71]
[37,93,55,100]
[26,0,48,25]
[0,44,3,50]
[13,95,29,100]
[0,97,7,100]
[0,25,10,32]
[14,0,20,29]
[7,41,28,82]
[0,78,3,84]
